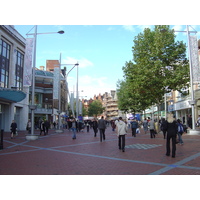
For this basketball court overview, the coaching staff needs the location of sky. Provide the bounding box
[14,25,200,99]
[2,0,200,197]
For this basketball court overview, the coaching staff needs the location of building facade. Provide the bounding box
[0,25,28,131]
[30,61,68,128]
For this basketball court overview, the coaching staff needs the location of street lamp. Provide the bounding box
[26,25,64,140]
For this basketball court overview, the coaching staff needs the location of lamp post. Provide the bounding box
[186,25,200,135]
[161,26,200,135]
[56,62,79,121]
[55,55,79,132]
[26,25,64,140]
[76,63,79,119]
[172,26,198,134]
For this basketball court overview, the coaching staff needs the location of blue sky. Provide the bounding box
[14,25,200,99]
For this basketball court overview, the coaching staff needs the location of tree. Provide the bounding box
[117,25,190,112]
[88,100,104,117]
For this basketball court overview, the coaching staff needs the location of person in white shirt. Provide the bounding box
[116,117,128,152]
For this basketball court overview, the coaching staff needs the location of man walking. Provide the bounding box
[116,117,127,152]
[98,116,107,142]
[130,118,138,137]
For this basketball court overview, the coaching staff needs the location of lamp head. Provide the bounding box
[58,30,64,34]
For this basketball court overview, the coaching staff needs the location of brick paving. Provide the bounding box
[1,126,200,175]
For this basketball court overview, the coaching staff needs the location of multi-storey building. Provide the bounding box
[82,90,120,120]
[103,90,119,120]
[31,61,67,127]
[0,25,28,131]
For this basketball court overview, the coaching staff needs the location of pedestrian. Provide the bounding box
[86,120,90,132]
[116,117,128,152]
[164,113,178,158]
[39,120,46,135]
[98,116,107,142]
[130,118,138,137]
[44,120,50,135]
[53,121,56,129]
[69,118,78,139]
[148,118,155,138]
[177,119,184,145]
[10,120,17,139]
[187,114,192,129]
[111,120,116,131]
[143,118,148,134]
[26,119,31,134]
[161,118,167,139]
[197,115,200,127]
[92,118,98,137]
[127,118,131,129]
[154,119,159,135]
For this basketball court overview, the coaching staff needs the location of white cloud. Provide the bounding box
[68,75,116,99]
[171,25,185,35]
[63,56,93,68]
[122,25,135,32]
[137,25,153,31]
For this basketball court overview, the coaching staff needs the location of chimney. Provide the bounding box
[40,66,45,70]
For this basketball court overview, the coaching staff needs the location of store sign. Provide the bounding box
[174,100,191,111]
[168,104,174,112]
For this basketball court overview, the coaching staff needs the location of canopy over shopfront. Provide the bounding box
[0,88,26,103]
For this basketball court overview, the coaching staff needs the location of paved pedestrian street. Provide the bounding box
[1,126,200,175]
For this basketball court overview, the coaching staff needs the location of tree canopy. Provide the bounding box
[117,25,190,113]
[88,100,104,117]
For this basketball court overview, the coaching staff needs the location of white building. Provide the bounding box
[0,25,28,131]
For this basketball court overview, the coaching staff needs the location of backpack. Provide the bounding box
[178,124,184,134]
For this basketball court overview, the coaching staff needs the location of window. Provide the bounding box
[0,39,10,88]
[15,50,24,90]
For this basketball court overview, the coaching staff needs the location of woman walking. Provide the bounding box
[10,120,17,139]
[148,119,155,138]
[177,119,184,145]
[143,118,148,134]
[164,113,178,158]
[69,118,78,140]
[92,118,98,137]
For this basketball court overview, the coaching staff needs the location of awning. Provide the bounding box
[0,88,26,103]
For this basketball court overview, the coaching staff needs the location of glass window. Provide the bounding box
[15,50,24,90]
[0,39,10,88]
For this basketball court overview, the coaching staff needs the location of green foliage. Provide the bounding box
[88,100,104,117]
[117,25,190,112]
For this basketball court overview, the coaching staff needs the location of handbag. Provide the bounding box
[136,128,140,134]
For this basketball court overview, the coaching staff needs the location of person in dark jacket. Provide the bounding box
[187,115,192,129]
[92,118,98,137]
[39,120,46,135]
[98,116,107,142]
[164,113,178,158]
[130,119,138,137]
[10,120,17,139]
[44,120,50,135]
[161,118,168,139]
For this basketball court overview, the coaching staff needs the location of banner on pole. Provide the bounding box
[23,38,34,86]
[53,67,59,99]
[190,35,200,82]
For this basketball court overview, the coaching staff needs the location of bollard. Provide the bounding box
[0,129,3,150]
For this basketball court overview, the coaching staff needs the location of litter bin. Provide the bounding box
[0,129,3,150]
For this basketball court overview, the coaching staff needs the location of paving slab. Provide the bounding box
[1,126,200,175]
